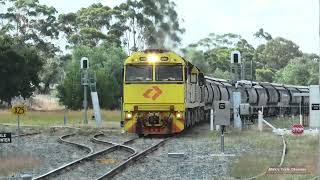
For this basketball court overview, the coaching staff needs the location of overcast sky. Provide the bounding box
[40,0,319,54]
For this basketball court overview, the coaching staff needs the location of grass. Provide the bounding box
[0,154,39,176]
[228,126,320,180]
[0,109,121,126]
[227,129,283,179]
[266,115,302,129]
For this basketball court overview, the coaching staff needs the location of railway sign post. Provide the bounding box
[0,133,11,143]
[211,101,235,157]
[11,105,26,147]
[214,101,230,154]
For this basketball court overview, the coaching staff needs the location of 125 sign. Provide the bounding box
[11,105,26,115]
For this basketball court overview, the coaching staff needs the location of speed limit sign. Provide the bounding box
[11,105,26,115]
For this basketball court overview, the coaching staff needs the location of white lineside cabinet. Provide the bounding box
[309,85,320,128]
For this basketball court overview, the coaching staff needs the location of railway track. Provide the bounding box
[34,133,171,180]
[12,132,41,137]
[96,137,170,180]
[60,133,120,153]
[33,134,137,180]
[58,133,93,154]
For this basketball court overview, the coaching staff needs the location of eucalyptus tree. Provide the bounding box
[0,34,42,104]
[58,3,113,48]
[0,0,63,93]
[0,0,60,57]
[182,33,255,80]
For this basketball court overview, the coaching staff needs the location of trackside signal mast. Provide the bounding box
[80,57,102,126]
[81,57,89,124]
[231,51,242,130]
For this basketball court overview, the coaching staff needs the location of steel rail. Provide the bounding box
[12,132,41,137]
[96,137,170,180]
[58,133,93,154]
[91,133,137,155]
[33,134,137,180]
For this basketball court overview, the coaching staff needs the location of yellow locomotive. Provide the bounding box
[122,49,205,135]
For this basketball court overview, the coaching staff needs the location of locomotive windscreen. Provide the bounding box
[156,65,183,81]
[125,65,152,81]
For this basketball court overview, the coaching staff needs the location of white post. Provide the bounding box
[216,125,220,131]
[233,91,242,129]
[300,114,303,125]
[258,110,263,131]
[210,108,214,131]
[319,0,320,85]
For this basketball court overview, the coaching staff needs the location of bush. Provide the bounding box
[57,43,127,110]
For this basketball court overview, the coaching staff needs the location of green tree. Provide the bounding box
[254,28,272,41]
[58,3,112,48]
[275,55,319,85]
[113,0,184,53]
[39,58,65,93]
[0,0,62,93]
[256,37,302,70]
[212,68,232,80]
[204,47,231,73]
[255,68,275,82]
[181,47,209,74]
[59,0,184,53]
[182,33,255,81]
[0,35,42,103]
[194,33,242,50]
[57,43,127,109]
[0,0,60,57]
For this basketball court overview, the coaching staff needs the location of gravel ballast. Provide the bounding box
[0,131,88,178]
[113,123,253,180]
[0,123,283,179]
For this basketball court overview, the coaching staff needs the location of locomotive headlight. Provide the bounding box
[147,54,158,63]
[176,112,182,119]
[125,112,132,119]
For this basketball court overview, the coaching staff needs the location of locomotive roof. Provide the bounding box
[125,49,203,72]
[125,49,186,65]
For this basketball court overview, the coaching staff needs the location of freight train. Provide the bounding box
[122,49,309,135]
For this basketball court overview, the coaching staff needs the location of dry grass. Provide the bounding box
[266,116,302,129]
[0,154,39,176]
[227,129,282,179]
[0,109,121,126]
[228,127,319,179]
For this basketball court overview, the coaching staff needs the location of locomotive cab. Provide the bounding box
[122,49,205,135]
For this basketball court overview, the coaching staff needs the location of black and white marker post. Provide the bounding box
[220,125,225,153]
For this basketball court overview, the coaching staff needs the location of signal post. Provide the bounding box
[231,51,242,130]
